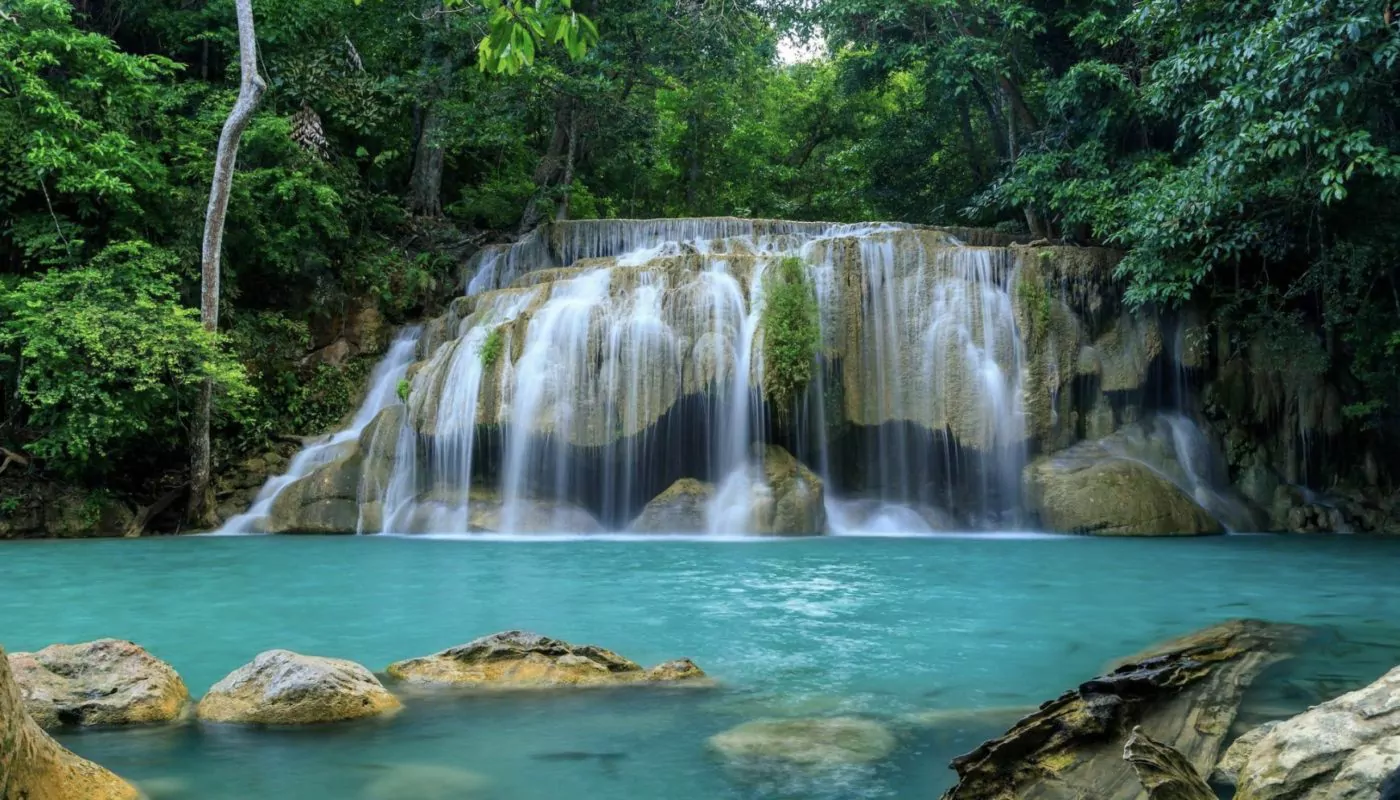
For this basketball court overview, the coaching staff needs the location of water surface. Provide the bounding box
[3,535,1399,799]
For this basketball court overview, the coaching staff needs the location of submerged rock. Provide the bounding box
[1235,665,1400,800]
[385,630,706,688]
[1,643,140,799]
[708,716,897,768]
[8,639,189,729]
[1025,455,1222,535]
[941,619,1307,800]
[627,478,714,533]
[197,650,401,724]
[361,763,489,800]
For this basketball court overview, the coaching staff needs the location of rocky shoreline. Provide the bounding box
[5,621,1399,799]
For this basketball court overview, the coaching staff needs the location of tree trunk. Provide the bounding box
[685,112,702,211]
[957,98,985,183]
[2,644,141,799]
[188,0,266,528]
[409,2,452,217]
[555,109,579,221]
[970,78,1009,162]
[410,103,447,217]
[519,100,573,232]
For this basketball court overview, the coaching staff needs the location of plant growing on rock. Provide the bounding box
[480,328,505,368]
[396,378,412,403]
[761,256,821,411]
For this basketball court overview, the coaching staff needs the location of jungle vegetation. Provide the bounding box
[1,0,1397,514]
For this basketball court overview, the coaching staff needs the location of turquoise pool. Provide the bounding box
[3,534,1399,799]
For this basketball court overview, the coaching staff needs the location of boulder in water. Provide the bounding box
[1,643,141,799]
[1235,665,1400,800]
[708,716,897,768]
[197,650,401,724]
[1025,455,1222,535]
[753,445,826,535]
[8,639,189,729]
[385,630,706,688]
[628,478,714,533]
[942,619,1307,800]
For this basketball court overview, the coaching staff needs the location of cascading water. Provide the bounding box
[217,327,421,534]
[240,217,1242,536]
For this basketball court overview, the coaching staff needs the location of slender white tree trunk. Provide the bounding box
[188,0,266,527]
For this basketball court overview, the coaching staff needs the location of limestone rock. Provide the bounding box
[1328,737,1400,800]
[754,445,826,535]
[197,650,401,724]
[264,441,361,534]
[628,478,714,533]
[1025,455,1222,535]
[1123,727,1216,800]
[1236,666,1400,800]
[1,643,141,800]
[8,639,189,729]
[708,717,897,768]
[942,619,1307,800]
[385,630,706,689]
[1213,721,1281,786]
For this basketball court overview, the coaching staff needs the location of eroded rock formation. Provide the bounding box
[941,619,1307,800]
[385,630,706,689]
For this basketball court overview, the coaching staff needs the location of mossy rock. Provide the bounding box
[1025,455,1222,536]
[628,478,714,533]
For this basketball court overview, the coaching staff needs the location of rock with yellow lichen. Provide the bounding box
[385,631,707,689]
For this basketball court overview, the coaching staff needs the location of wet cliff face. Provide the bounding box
[258,218,1197,534]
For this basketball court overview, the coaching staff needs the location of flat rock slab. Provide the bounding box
[8,639,189,729]
[385,630,707,689]
[942,618,1308,800]
[197,650,401,724]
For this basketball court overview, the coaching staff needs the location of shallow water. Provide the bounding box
[3,535,1400,799]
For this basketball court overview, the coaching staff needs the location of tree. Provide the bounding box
[188,0,267,526]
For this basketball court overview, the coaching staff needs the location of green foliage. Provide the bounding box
[761,256,820,410]
[221,311,371,452]
[470,0,599,75]
[396,378,412,403]
[0,242,249,474]
[479,328,504,368]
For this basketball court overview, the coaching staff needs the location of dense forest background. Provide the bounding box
[1,0,1397,521]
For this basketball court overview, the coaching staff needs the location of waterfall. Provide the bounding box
[217,327,421,534]
[246,218,1165,536]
